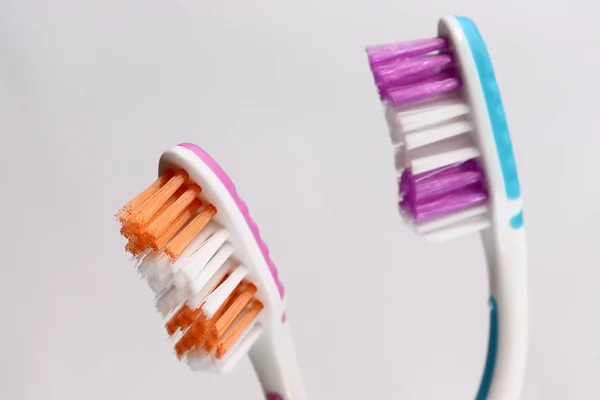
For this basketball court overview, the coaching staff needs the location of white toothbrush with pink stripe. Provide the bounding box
[366,15,528,400]
[116,143,307,400]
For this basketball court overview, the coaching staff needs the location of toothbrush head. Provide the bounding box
[366,16,523,241]
[116,143,286,374]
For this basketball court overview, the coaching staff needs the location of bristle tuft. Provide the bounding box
[117,169,212,257]
[116,171,174,219]
[211,284,257,341]
[367,36,491,240]
[165,204,217,260]
[129,170,188,230]
[117,165,265,372]
[366,37,459,106]
[366,37,448,67]
[216,300,264,359]
[144,185,202,246]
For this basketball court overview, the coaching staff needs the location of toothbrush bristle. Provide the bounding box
[367,37,490,240]
[164,204,217,260]
[399,160,488,222]
[366,38,461,107]
[116,169,264,371]
[216,300,264,359]
[366,37,448,68]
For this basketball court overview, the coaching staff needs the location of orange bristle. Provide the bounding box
[165,204,217,260]
[129,170,189,231]
[147,188,186,224]
[166,305,202,336]
[166,306,189,336]
[203,282,252,352]
[122,188,185,255]
[125,239,142,256]
[134,189,183,245]
[120,184,184,240]
[121,224,138,241]
[120,173,175,230]
[174,323,204,358]
[216,300,264,359]
[116,170,173,219]
[174,313,211,358]
[144,184,202,245]
[167,282,238,336]
[211,284,257,341]
[174,281,242,358]
[151,198,203,251]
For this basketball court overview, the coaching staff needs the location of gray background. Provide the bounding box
[0,1,597,399]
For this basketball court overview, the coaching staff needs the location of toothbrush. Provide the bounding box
[366,16,527,399]
[116,143,307,400]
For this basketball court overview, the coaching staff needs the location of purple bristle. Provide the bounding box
[366,38,448,68]
[400,160,480,198]
[385,76,461,108]
[404,186,488,222]
[372,54,454,89]
[399,161,489,223]
[366,36,461,107]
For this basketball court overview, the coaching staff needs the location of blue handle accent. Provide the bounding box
[476,297,499,400]
[455,17,522,203]
[510,210,524,229]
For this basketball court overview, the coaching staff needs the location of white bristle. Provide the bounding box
[411,146,480,174]
[156,286,177,315]
[395,93,464,115]
[187,349,215,372]
[148,263,173,291]
[187,259,233,309]
[415,205,489,234]
[138,252,169,278]
[170,222,219,274]
[386,106,404,145]
[409,134,480,174]
[155,264,172,281]
[176,228,229,289]
[217,322,264,375]
[147,272,172,294]
[147,278,163,294]
[172,271,188,289]
[189,243,235,295]
[422,215,491,242]
[172,271,187,289]
[186,295,203,310]
[156,285,189,315]
[398,97,469,132]
[202,264,248,319]
[405,120,473,150]
[143,223,221,292]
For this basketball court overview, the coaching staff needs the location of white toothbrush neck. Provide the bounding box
[479,225,528,400]
[249,321,308,400]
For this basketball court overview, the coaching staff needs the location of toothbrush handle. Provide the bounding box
[249,321,308,400]
[479,228,528,400]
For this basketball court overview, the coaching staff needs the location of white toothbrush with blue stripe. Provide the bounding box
[366,15,528,399]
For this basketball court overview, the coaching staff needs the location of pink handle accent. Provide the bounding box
[178,143,285,299]
[266,393,284,400]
